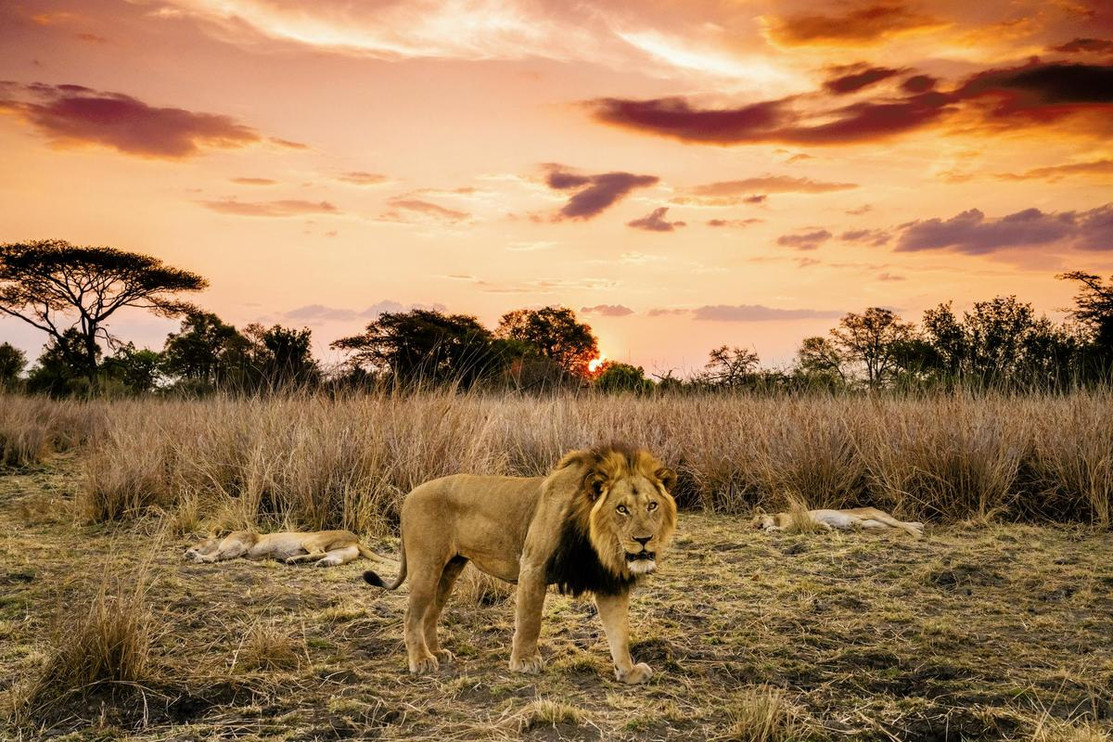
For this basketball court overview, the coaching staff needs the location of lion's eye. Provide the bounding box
[616,505,629,515]
[647,501,658,511]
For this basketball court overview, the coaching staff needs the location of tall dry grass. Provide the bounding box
[0,395,106,468]
[3,389,1101,531]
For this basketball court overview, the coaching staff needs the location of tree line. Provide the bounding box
[2,239,1112,396]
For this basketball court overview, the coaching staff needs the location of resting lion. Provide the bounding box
[363,444,678,683]
[185,530,377,567]
[751,507,924,538]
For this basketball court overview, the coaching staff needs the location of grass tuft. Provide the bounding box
[11,567,153,724]
[726,685,804,742]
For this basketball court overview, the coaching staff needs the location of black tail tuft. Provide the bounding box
[363,570,385,587]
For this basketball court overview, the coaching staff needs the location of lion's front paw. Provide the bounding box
[434,649,455,664]
[616,662,653,684]
[315,557,340,567]
[509,652,545,674]
[409,653,440,674]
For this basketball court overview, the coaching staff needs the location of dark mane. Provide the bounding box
[545,517,637,598]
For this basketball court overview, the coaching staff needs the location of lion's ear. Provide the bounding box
[557,449,594,471]
[588,474,606,501]
[655,466,677,492]
[752,505,766,516]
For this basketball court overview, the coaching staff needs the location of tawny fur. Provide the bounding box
[751,507,924,538]
[185,530,377,567]
[363,444,678,683]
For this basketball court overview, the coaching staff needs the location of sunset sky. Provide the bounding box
[1,0,1111,375]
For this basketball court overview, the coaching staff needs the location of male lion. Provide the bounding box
[751,507,924,538]
[363,444,678,683]
[185,530,377,567]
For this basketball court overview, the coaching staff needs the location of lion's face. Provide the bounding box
[597,474,677,575]
[184,537,219,562]
[578,448,678,578]
[750,514,776,530]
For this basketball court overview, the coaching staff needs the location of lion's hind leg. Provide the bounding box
[404,556,449,674]
[285,549,327,565]
[314,544,359,567]
[424,557,468,663]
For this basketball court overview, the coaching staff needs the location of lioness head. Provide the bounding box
[559,444,678,578]
[184,537,219,562]
[749,514,777,530]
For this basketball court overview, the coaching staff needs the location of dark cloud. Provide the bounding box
[768,2,945,46]
[693,176,856,195]
[337,171,387,185]
[693,305,843,322]
[590,91,954,146]
[896,204,1113,254]
[823,64,902,94]
[543,165,659,220]
[958,62,1113,122]
[777,229,833,250]
[877,272,906,281]
[201,199,339,217]
[0,82,259,158]
[590,61,1113,147]
[386,198,469,221]
[581,304,634,317]
[231,177,277,186]
[996,159,1113,181]
[1052,38,1113,54]
[707,218,764,228]
[627,207,685,232]
[841,228,891,246]
[901,74,938,93]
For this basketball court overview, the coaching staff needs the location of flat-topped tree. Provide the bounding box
[0,239,207,385]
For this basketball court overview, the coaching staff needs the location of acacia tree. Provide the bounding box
[0,239,207,384]
[496,306,598,379]
[332,309,501,388]
[1059,272,1113,374]
[830,307,913,388]
[702,346,760,388]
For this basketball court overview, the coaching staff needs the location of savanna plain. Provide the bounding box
[1,392,1111,741]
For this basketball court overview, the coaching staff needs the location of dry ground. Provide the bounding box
[1,464,1111,741]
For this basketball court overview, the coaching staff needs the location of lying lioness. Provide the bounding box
[751,507,924,538]
[185,530,377,567]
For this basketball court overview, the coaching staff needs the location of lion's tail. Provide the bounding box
[356,543,376,560]
[362,536,407,590]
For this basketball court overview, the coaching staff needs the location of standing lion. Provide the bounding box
[363,444,678,683]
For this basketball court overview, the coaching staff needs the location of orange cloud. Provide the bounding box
[231,177,278,186]
[385,198,469,222]
[692,176,857,195]
[201,199,339,217]
[337,171,388,186]
[767,2,947,46]
[996,159,1113,181]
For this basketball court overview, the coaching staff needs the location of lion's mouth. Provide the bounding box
[625,550,656,563]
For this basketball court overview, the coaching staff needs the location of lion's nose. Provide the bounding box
[633,536,652,547]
